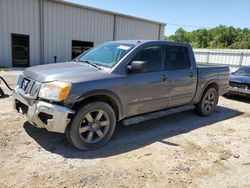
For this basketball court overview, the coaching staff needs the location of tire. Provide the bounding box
[65,124,73,145]
[195,87,218,116]
[66,102,116,150]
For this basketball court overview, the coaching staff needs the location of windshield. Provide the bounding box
[77,43,135,68]
[233,66,250,77]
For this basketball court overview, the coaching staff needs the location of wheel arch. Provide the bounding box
[72,90,123,120]
[205,82,219,92]
[194,81,219,104]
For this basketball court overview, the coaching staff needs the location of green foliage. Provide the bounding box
[166,25,250,49]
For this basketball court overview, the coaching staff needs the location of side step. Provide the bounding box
[122,104,195,126]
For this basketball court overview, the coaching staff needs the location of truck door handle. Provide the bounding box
[160,75,167,81]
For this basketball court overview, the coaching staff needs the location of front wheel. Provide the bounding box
[195,87,218,116]
[66,102,116,150]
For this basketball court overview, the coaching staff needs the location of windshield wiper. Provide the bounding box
[78,60,102,70]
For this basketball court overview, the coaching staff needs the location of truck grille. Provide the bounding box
[21,78,31,91]
[229,81,250,90]
[18,76,41,99]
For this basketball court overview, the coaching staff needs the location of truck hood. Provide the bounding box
[24,62,110,83]
[230,75,250,84]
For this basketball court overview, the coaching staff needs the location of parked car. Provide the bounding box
[12,40,230,150]
[228,66,250,97]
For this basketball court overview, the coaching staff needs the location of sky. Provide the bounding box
[65,0,250,36]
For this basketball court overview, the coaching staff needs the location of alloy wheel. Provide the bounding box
[203,91,216,112]
[79,109,110,144]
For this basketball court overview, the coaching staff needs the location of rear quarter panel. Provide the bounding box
[193,66,229,103]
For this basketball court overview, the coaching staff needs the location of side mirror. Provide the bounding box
[127,61,147,72]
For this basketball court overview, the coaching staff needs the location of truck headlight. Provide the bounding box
[38,81,71,101]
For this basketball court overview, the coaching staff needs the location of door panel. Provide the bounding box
[169,70,196,107]
[164,45,197,107]
[124,71,170,116]
[122,45,170,117]
[12,34,29,67]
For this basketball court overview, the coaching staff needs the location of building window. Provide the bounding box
[11,34,29,67]
[72,40,94,59]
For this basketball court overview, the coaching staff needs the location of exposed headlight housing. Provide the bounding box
[38,81,71,101]
[16,75,24,86]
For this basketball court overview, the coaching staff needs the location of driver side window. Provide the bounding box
[131,46,163,72]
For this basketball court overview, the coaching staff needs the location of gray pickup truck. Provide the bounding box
[13,40,229,150]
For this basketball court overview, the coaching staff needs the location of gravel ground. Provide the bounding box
[0,70,250,188]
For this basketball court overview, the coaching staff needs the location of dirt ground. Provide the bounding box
[0,70,250,188]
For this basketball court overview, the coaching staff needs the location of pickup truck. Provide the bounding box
[13,40,229,150]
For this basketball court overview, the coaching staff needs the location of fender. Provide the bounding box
[76,89,124,120]
[193,79,219,104]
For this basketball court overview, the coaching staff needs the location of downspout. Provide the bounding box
[39,0,44,64]
[158,24,161,40]
[113,14,117,41]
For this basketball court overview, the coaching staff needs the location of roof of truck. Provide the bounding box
[107,40,191,47]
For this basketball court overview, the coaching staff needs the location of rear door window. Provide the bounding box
[165,46,190,70]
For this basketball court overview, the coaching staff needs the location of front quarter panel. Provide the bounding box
[64,75,128,119]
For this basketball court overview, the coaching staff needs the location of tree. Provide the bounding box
[168,27,190,43]
[167,25,250,49]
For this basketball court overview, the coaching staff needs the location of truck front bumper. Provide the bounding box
[12,87,75,133]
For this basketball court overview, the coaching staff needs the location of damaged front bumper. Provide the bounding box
[12,87,75,133]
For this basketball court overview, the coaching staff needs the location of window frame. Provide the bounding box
[164,45,191,71]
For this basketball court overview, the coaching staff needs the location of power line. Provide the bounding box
[166,22,211,29]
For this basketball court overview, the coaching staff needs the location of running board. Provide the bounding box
[122,104,195,126]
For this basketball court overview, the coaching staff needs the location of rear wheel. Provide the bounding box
[195,87,218,116]
[66,102,116,150]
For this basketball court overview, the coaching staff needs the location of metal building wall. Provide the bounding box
[43,0,115,64]
[0,0,166,67]
[43,0,165,64]
[115,16,162,40]
[0,0,40,67]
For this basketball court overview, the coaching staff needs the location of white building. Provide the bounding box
[0,0,166,67]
